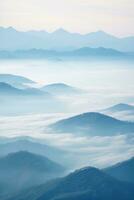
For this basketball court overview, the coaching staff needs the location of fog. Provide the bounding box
[0,59,134,111]
[0,113,134,169]
[0,58,134,169]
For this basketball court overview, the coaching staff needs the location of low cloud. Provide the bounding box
[0,113,134,169]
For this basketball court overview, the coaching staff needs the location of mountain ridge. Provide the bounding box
[0,151,65,196]
[0,27,134,51]
[1,27,133,38]
[49,112,134,136]
[0,47,133,60]
[41,83,82,95]
[103,103,134,113]
[7,163,134,200]
[0,82,51,97]
[104,157,134,183]
[0,74,36,89]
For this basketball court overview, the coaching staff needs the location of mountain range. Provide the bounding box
[0,81,66,115]
[0,27,134,52]
[0,151,65,197]
[0,74,36,89]
[0,82,50,97]
[0,74,89,114]
[0,138,72,167]
[49,112,134,136]
[7,157,134,200]
[0,47,133,60]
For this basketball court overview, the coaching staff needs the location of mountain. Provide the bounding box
[0,27,134,51]
[0,151,65,196]
[41,83,82,96]
[103,103,134,113]
[0,74,36,89]
[8,166,134,200]
[101,103,134,121]
[0,82,51,97]
[49,112,134,136]
[71,46,125,56]
[0,47,132,60]
[0,82,24,95]
[104,157,134,183]
[0,82,66,115]
[0,138,71,167]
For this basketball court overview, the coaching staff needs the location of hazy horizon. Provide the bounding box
[1,26,134,38]
[1,0,134,37]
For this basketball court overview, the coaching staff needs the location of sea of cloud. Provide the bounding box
[0,112,133,169]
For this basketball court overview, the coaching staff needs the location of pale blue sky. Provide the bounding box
[0,0,134,36]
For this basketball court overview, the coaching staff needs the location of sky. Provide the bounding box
[0,0,134,36]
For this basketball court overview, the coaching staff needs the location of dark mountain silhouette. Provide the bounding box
[8,166,134,200]
[104,157,134,183]
[41,83,82,95]
[49,112,134,136]
[0,27,134,51]
[0,151,65,195]
[0,74,36,89]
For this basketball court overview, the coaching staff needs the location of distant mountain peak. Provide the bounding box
[97,30,106,33]
[45,83,71,88]
[78,112,116,119]
[104,103,134,112]
[0,26,17,32]
[0,150,64,172]
[115,103,133,108]
[41,82,82,95]
[0,74,36,89]
[72,166,101,176]
[85,30,117,39]
[49,111,134,136]
[52,28,70,35]
[0,26,134,51]
[91,30,109,36]
[95,30,113,36]
[7,26,15,30]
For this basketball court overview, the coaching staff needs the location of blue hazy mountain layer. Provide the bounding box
[103,103,134,113]
[41,83,82,95]
[0,138,71,167]
[0,151,65,196]
[0,47,133,60]
[0,82,67,114]
[7,162,134,200]
[0,74,36,89]
[104,157,134,183]
[49,112,134,136]
[0,27,134,52]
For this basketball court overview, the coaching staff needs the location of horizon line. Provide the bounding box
[0,26,134,38]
